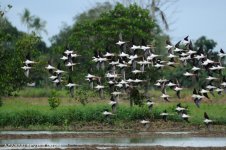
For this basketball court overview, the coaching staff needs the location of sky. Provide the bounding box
[1,0,226,51]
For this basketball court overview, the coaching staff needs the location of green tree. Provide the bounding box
[31,17,47,35]
[20,8,34,32]
[0,15,48,97]
[194,36,217,52]
[16,32,48,86]
[74,2,112,23]
[117,0,172,30]
[50,3,166,84]
[0,18,27,96]
[19,9,49,86]
[194,36,218,60]
[50,2,112,54]
[20,8,47,36]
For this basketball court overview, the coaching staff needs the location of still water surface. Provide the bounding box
[0,131,225,148]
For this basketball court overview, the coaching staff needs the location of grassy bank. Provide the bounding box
[1,97,226,129]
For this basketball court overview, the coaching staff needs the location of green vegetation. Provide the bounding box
[0,15,48,98]
[14,87,67,97]
[129,87,145,107]
[48,91,61,109]
[0,97,2,107]
[50,3,167,83]
[0,2,221,98]
[20,8,47,35]
[1,1,226,132]
[0,98,226,129]
[74,89,89,105]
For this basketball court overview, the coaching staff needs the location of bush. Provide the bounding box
[74,89,88,105]
[0,97,3,107]
[48,91,61,110]
[129,87,144,107]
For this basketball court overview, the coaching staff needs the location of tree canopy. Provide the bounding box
[0,2,222,97]
[0,16,48,96]
[50,3,167,83]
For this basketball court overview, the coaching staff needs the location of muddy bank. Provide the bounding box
[0,130,226,139]
[0,120,226,133]
[0,120,226,141]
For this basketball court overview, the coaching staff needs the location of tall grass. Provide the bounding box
[0,104,107,127]
[0,99,226,128]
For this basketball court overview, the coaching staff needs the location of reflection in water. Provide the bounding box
[0,137,226,147]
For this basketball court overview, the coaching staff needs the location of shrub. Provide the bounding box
[129,87,144,107]
[48,91,61,109]
[74,89,88,105]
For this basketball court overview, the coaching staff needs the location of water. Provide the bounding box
[139,131,192,135]
[0,131,193,135]
[0,137,226,148]
[0,131,110,135]
[0,131,226,149]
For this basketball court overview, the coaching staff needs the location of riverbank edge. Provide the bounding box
[0,121,226,139]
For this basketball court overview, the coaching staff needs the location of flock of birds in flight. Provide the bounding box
[21,34,226,129]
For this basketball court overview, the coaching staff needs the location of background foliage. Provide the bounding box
[0,2,220,97]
